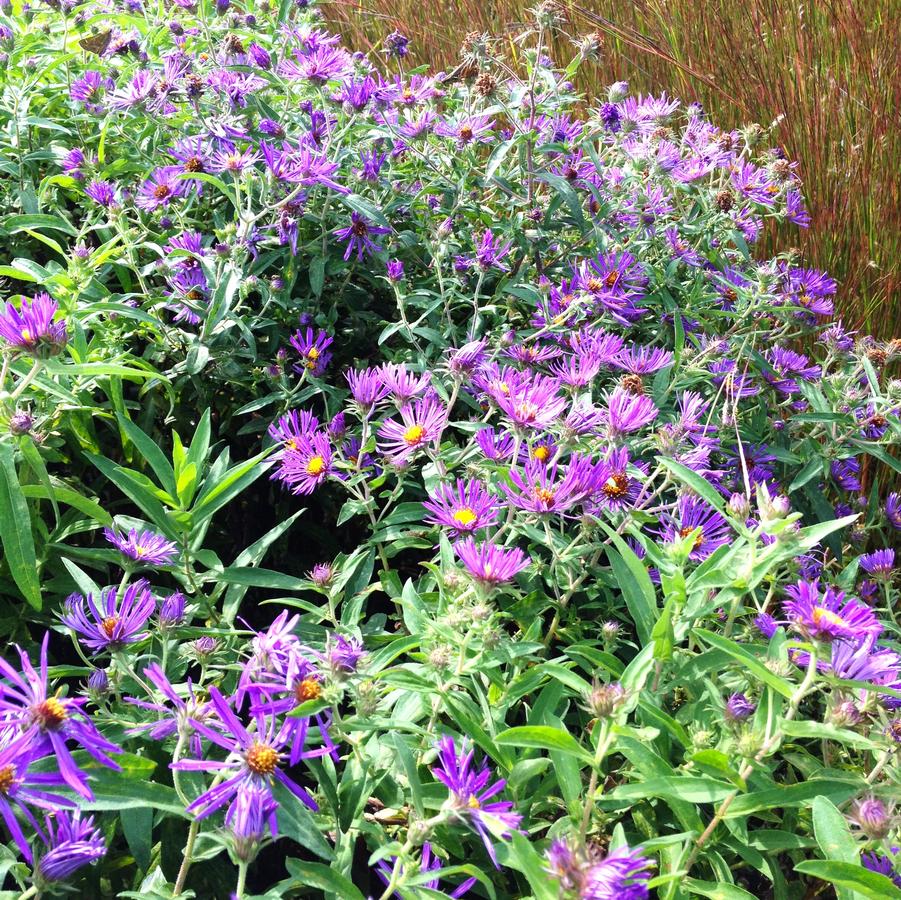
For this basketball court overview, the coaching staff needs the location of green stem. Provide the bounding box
[235,861,248,899]
[9,359,42,403]
[173,818,200,896]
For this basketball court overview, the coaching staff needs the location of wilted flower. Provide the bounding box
[546,837,653,899]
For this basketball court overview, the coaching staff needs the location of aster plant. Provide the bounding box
[0,0,896,898]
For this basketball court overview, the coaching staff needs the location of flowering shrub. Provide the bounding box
[0,1,898,898]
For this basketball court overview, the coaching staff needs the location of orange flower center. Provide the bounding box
[245,742,279,776]
[295,678,322,703]
[602,473,629,498]
[34,697,67,730]
[679,526,704,549]
[101,616,119,638]
[153,184,172,200]
[0,765,16,795]
[403,424,426,446]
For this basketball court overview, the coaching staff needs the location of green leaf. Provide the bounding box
[0,441,41,609]
[495,725,592,764]
[217,567,306,591]
[281,860,363,900]
[657,457,728,513]
[683,879,758,900]
[813,796,861,900]
[116,414,177,497]
[120,807,153,872]
[608,776,733,804]
[271,782,333,861]
[602,527,657,644]
[794,861,901,900]
[1,213,77,236]
[496,832,558,900]
[727,778,863,818]
[694,629,794,699]
[190,449,271,522]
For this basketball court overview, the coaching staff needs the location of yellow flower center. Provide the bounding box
[294,678,322,703]
[245,742,280,776]
[452,508,478,527]
[403,424,426,446]
[306,455,326,476]
[307,348,320,360]
[534,487,556,507]
[532,445,550,462]
[34,697,67,730]
[0,765,16,795]
[20,328,32,343]
[602,473,629,498]
[812,606,846,629]
[467,795,481,809]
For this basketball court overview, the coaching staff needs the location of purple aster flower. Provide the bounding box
[831,457,862,492]
[61,147,90,180]
[577,251,648,325]
[289,327,333,376]
[860,549,895,579]
[474,427,515,461]
[386,258,405,282]
[322,634,365,675]
[603,386,658,437]
[235,611,302,708]
[0,729,74,863]
[887,493,901,530]
[278,45,352,84]
[763,347,821,395]
[0,635,122,799]
[126,663,217,758]
[423,479,500,535]
[228,784,279,858]
[435,114,495,147]
[613,345,674,374]
[346,367,390,415]
[274,431,333,495]
[785,189,811,227]
[104,527,178,566]
[159,592,186,628]
[175,686,318,825]
[135,166,186,211]
[848,797,893,839]
[37,811,106,881]
[504,455,601,516]
[454,538,530,588]
[547,837,653,900]
[84,179,119,209]
[268,409,320,456]
[475,230,513,271]
[61,580,156,654]
[591,447,646,512]
[495,374,568,431]
[725,692,756,723]
[659,495,731,563]
[378,363,431,405]
[334,212,391,261]
[783,579,881,643]
[0,293,67,355]
[382,30,410,59]
[862,850,901,890]
[432,736,521,866]
[377,397,447,466]
[247,41,271,69]
[665,227,703,266]
[69,70,111,108]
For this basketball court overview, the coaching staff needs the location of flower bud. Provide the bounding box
[607,80,629,103]
[585,681,627,719]
[849,796,893,839]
